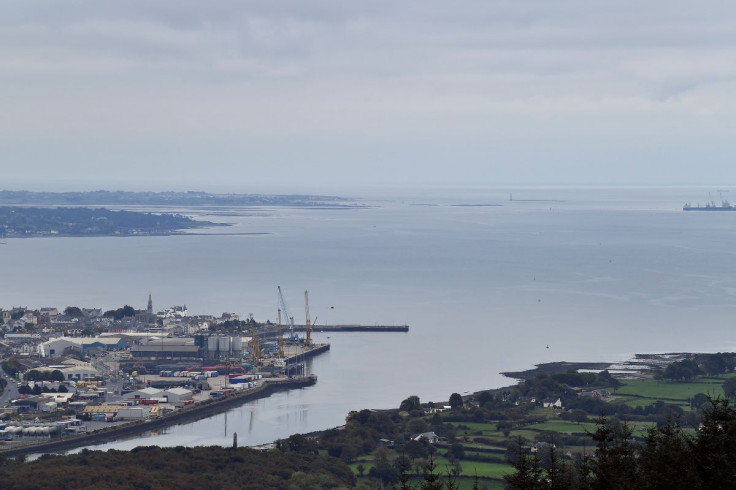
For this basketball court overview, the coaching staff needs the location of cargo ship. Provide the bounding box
[683,200,736,211]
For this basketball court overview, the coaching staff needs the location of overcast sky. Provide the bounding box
[2,1,736,191]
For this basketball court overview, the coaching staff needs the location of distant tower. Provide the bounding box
[147,292,153,315]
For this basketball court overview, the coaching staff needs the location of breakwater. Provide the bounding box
[307,324,409,332]
[1,377,315,458]
[268,324,409,335]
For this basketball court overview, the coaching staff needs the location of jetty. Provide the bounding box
[302,324,409,332]
[263,324,409,337]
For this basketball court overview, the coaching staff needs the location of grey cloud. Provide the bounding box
[2,1,736,188]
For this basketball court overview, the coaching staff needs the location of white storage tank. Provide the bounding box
[221,337,233,351]
[232,336,242,351]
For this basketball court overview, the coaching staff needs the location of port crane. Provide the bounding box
[278,286,298,342]
[248,313,261,366]
[277,308,285,357]
[304,290,313,345]
[278,286,315,345]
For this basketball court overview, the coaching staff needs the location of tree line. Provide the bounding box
[505,397,736,489]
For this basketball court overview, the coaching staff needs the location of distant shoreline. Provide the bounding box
[2,231,272,239]
[0,190,357,208]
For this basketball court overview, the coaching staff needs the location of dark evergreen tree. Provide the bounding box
[638,416,697,489]
[689,397,736,488]
[504,437,543,489]
[722,377,736,402]
[543,444,573,490]
[589,417,639,489]
[395,453,413,490]
[575,450,594,490]
[420,453,443,490]
[444,464,459,490]
[472,470,480,490]
[449,393,463,409]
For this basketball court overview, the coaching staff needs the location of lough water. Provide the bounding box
[3,186,736,449]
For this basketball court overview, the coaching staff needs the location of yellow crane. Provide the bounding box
[304,290,313,345]
[249,313,261,366]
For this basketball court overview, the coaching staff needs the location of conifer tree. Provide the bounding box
[589,417,639,489]
[690,397,736,488]
[420,454,444,490]
[639,416,696,489]
[504,437,543,489]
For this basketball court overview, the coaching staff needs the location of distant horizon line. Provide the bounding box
[0,184,733,194]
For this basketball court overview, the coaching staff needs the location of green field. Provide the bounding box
[455,422,503,432]
[430,455,511,480]
[461,442,507,451]
[612,395,691,409]
[528,420,598,433]
[615,378,725,400]
[350,455,510,488]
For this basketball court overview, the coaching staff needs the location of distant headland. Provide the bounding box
[0,190,358,208]
[0,206,223,238]
[0,190,363,238]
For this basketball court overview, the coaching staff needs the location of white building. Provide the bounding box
[116,406,152,420]
[54,360,98,381]
[39,338,81,358]
[164,388,193,404]
[128,387,164,400]
[5,333,41,341]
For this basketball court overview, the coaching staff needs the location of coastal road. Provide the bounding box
[0,371,19,406]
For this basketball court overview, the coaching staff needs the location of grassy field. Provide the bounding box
[615,378,724,400]
[612,395,692,409]
[350,455,509,488]
[461,442,507,451]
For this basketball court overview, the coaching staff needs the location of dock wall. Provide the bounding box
[1,377,315,458]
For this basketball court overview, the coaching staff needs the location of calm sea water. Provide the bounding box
[4,186,736,449]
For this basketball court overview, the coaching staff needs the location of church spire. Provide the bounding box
[147,292,153,315]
